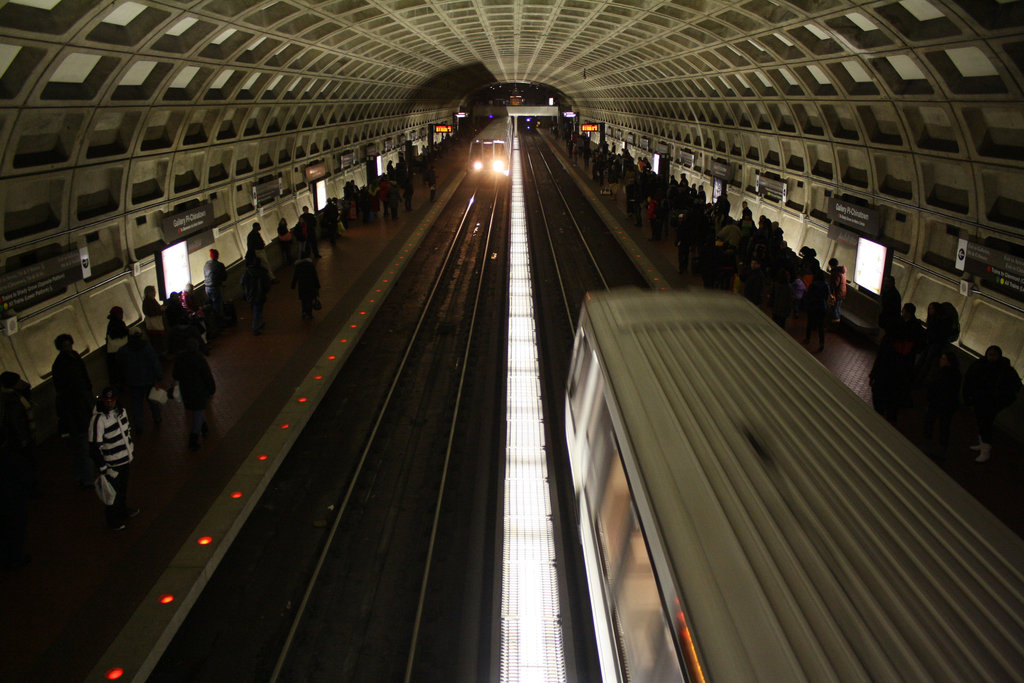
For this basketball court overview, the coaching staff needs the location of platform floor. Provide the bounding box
[2,136,1022,683]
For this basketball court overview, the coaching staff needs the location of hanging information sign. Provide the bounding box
[827,198,881,236]
[161,201,214,243]
[0,249,91,313]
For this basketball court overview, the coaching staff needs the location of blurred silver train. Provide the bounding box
[468,117,511,176]
[565,288,1024,682]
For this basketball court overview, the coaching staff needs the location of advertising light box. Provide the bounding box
[156,240,191,301]
[854,236,888,295]
[314,179,327,212]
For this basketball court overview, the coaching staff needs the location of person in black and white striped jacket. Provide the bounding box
[88,388,139,531]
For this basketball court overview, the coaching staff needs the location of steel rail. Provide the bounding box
[268,181,497,682]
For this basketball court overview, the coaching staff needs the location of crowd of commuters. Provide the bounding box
[565,127,1021,466]
[0,146,448,563]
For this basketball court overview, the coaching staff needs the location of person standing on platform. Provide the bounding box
[117,328,163,433]
[403,176,414,212]
[922,350,960,461]
[88,388,138,531]
[291,253,320,321]
[963,345,1022,463]
[827,258,847,322]
[769,268,793,329]
[142,286,167,354]
[878,275,902,336]
[424,165,437,202]
[802,270,831,353]
[104,306,129,387]
[276,218,295,265]
[203,249,227,323]
[299,206,321,259]
[52,334,95,489]
[173,337,216,452]
[241,252,271,335]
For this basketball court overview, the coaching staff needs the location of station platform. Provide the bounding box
[3,133,1022,683]
[0,149,467,683]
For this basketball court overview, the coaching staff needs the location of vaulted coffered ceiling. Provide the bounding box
[1,0,1023,272]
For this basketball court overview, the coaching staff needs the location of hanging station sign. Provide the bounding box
[252,177,282,207]
[656,141,669,154]
[678,151,695,167]
[755,175,788,204]
[339,150,355,167]
[580,123,600,133]
[161,201,214,243]
[434,124,453,134]
[304,162,327,182]
[710,160,733,180]
[0,247,91,313]
[827,197,881,236]
[956,239,1024,298]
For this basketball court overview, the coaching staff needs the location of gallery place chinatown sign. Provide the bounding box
[161,201,214,243]
[827,198,881,236]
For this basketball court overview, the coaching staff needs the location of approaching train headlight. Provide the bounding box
[492,159,505,173]
[473,160,483,171]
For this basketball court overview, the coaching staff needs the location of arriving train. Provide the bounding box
[468,117,512,176]
[565,288,1024,682]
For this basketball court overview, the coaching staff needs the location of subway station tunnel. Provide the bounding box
[2,1,1024,681]
[1,0,1023,388]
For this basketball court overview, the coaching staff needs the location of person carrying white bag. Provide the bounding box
[88,388,139,531]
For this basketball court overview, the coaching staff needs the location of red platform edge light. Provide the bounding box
[298,397,308,403]
[197,536,213,545]
[327,355,336,360]
[339,339,348,343]
[158,594,174,604]
[257,454,269,460]
[314,375,322,380]
[105,667,124,680]
[230,491,243,499]
[280,423,290,429]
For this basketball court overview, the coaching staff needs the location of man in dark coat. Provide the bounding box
[241,252,271,335]
[173,337,216,451]
[52,333,95,488]
[963,345,1022,462]
[291,255,321,320]
[116,328,163,432]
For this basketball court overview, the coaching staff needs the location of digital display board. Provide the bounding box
[581,123,599,133]
[434,124,453,133]
[854,237,888,295]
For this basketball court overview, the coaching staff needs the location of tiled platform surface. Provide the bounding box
[0,150,466,683]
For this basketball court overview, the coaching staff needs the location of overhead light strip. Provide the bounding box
[500,134,567,682]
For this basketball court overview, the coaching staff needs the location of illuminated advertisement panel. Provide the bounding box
[854,237,888,295]
[156,241,191,301]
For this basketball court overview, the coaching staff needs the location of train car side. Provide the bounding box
[566,288,1024,682]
